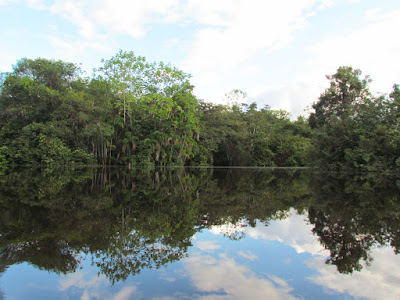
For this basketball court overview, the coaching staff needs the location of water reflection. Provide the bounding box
[308,172,400,274]
[0,168,400,298]
[183,252,296,299]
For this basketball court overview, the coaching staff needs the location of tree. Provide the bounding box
[309,66,372,129]
[97,50,202,166]
[13,57,81,90]
[0,58,96,166]
[98,50,191,125]
[308,66,387,170]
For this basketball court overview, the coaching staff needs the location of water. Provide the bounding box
[0,167,399,299]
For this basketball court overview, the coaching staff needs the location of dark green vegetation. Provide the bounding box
[0,52,399,170]
[0,52,201,167]
[0,52,313,168]
[309,67,400,171]
[1,168,399,281]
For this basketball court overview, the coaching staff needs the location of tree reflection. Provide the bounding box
[307,172,400,274]
[0,167,207,284]
[0,167,400,282]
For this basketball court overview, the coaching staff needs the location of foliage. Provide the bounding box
[1,55,399,170]
[0,53,312,168]
[309,66,400,171]
[197,102,312,166]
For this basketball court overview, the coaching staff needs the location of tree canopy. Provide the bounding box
[0,54,399,170]
[309,66,400,171]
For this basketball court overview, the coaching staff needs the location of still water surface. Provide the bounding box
[0,168,399,299]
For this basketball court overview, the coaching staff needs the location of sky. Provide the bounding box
[0,0,399,118]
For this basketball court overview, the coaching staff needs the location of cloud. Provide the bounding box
[26,0,182,39]
[196,240,222,252]
[184,253,297,299]
[112,286,138,300]
[89,0,182,38]
[182,0,323,74]
[179,0,336,108]
[251,82,325,118]
[208,210,326,256]
[0,50,19,72]
[58,271,109,298]
[49,1,96,39]
[47,35,113,69]
[305,9,400,95]
[244,209,328,256]
[58,270,139,300]
[237,251,258,261]
[250,7,400,117]
[306,247,400,300]
[0,0,18,5]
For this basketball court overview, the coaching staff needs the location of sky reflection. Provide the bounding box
[1,207,399,299]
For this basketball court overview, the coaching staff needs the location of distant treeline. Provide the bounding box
[0,50,399,171]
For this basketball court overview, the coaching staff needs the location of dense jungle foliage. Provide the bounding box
[0,51,399,170]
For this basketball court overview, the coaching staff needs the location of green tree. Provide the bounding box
[308,66,394,171]
[0,58,96,166]
[98,50,201,166]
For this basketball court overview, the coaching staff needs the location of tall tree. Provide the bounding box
[309,66,400,171]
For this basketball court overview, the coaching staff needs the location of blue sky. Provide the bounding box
[0,0,399,117]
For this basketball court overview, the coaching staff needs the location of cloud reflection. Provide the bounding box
[206,209,400,299]
[210,209,327,256]
[237,251,258,261]
[196,241,222,252]
[307,247,400,300]
[58,270,139,300]
[184,253,297,299]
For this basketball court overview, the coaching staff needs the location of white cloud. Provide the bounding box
[46,35,113,72]
[250,7,400,117]
[251,82,326,118]
[179,0,336,109]
[90,0,182,38]
[305,9,400,95]
[196,240,221,252]
[307,247,400,300]
[0,50,19,72]
[238,250,258,261]
[208,210,327,256]
[49,1,95,39]
[59,271,109,298]
[319,0,334,9]
[244,209,329,256]
[184,253,297,299]
[58,270,139,300]
[27,0,182,39]
[182,0,322,74]
[364,8,381,21]
[0,0,18,5]
[26,0,50,9]
[112,286,138,300]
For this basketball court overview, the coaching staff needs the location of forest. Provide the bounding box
[0,50,399,171]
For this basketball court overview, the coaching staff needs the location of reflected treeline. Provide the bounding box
[0,167,209,284]
[199,168,312,228]
[308,172,400,274]
[0,168,400,282]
